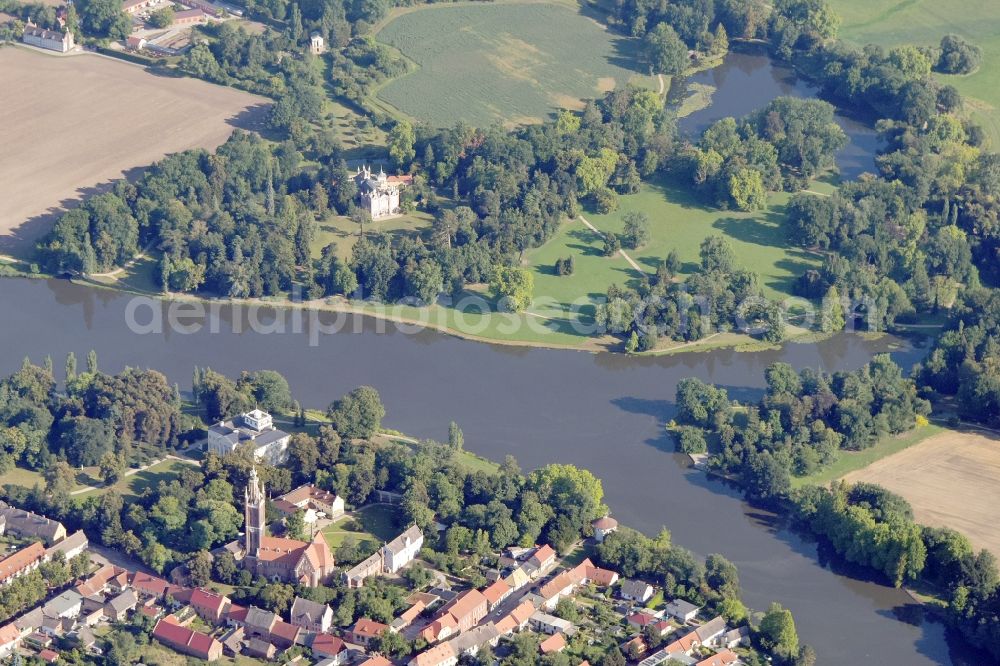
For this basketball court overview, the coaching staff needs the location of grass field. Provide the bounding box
[321,504,401,551]
[0,47,270,258]
[374,1,649,127]
[791,424,943,488]
[828,0,1000,146]
[310,211,435,261]
[841,428,1000,556]
[582,176,823,301]
[73,458,195,499]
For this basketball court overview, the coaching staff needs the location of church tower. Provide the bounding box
[244,467,266,556]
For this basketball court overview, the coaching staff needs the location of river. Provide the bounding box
[0,277,985,664]
[671,49,881,180]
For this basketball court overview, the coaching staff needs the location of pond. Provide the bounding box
[671,50,881,180]
[0,276,983,665]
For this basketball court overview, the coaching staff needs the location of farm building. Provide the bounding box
[21,22,73,53]
[172,8,207,25]
[122,0,156,14]
[126,35,147,50]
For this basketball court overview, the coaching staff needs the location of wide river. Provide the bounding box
[0,277,985,664]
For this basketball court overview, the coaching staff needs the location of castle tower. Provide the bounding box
[244,467,266,556]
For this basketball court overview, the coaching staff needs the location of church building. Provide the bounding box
[242,468,336,587]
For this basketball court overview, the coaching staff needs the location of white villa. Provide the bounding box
[354,165,411,219]
[22,22,74,52]
[207,409,290,464]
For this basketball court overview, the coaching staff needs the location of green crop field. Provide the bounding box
[828,0,1000,146]
[374,1,650,127]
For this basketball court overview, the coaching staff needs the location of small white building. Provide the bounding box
[592,515,618,543]
[22,22,73,53]
[383,524,423,573]
[620,579,654,603]
[207,409,290,464]
[310,32,325,54]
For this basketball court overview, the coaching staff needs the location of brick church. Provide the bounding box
[242,468,336,587]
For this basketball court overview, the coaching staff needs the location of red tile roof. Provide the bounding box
[190,588,229,616]
[351,617,388,639]
[0,623,19,645]
[0,542,43,581]
[539,632,567,654]
[531,544,555,565]
[271,620,300,644]
[696,650,739,666]
[482,580,510,605]
[311,632,345,657]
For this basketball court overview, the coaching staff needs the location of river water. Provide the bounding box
[0,277,985,664]
[671,50,881,180]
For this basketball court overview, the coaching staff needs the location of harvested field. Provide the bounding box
[0,47,270,256]
[842,429,1000,557]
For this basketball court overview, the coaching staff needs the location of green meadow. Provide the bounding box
[828,0,1000,146]
[374,1,650,127]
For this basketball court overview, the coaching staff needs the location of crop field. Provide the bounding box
[0,47,270,257]
[842,429,1000,557]
[581,176,823,301]
[828,0,1000,146]
[374,1,648,127]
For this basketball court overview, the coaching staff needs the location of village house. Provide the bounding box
[0,623,22,659]
[190,588,230,624]
[0,542,45,586]
[529,610,575,636]
[153,618,223,661]
[528,544,556,572]
[384,525,423,573]
[359,656,393,666]
[270,619,301,649]
[310,633,347,663]
[242,606,279,641]
[276,484,345,521]
[207,409,290,464]
[78,596,106,628]
[103,590,137,622]
[696,649,739,666]
[126,35,147,50]
[695,616,728,647]
[21,21,73,52]
[171,7,207,24]
[539,632,567,655]
[245,637,276,660]
[410,642,456,666]
[349,617,388,648]
[665,599,700,623]
[538,558,618,610]
[442,622,500,660]
[242,468,336,586]
[0,504,66,545]
[620,579,655,603]
[121,0,156,14]
[482,579,511,611]
[592,515,619,543]
[344,524,423,587]
[131,572,175,600]
[44,530,88,562]
[495,600,534,635]
[290,596,333,633]
[422,588,487,643]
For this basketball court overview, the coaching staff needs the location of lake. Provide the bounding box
[671,50,881,180]
[0,277,984,665]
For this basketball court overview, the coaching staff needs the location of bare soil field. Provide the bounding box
[843,430,1000,556]
[0,46,270,256]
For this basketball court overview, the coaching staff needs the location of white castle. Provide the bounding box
[354,165,408,219]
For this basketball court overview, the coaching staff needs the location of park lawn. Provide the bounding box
[322,504,401,550]
[828,0,1000,147]
[374,1,649,127]
[0,466,99,492]
[524,216,641,325]
[790,424,943,489]
[310,211,435,261]
[452,450,500,474]
[582,176,823,301]
[74,458,195,499]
